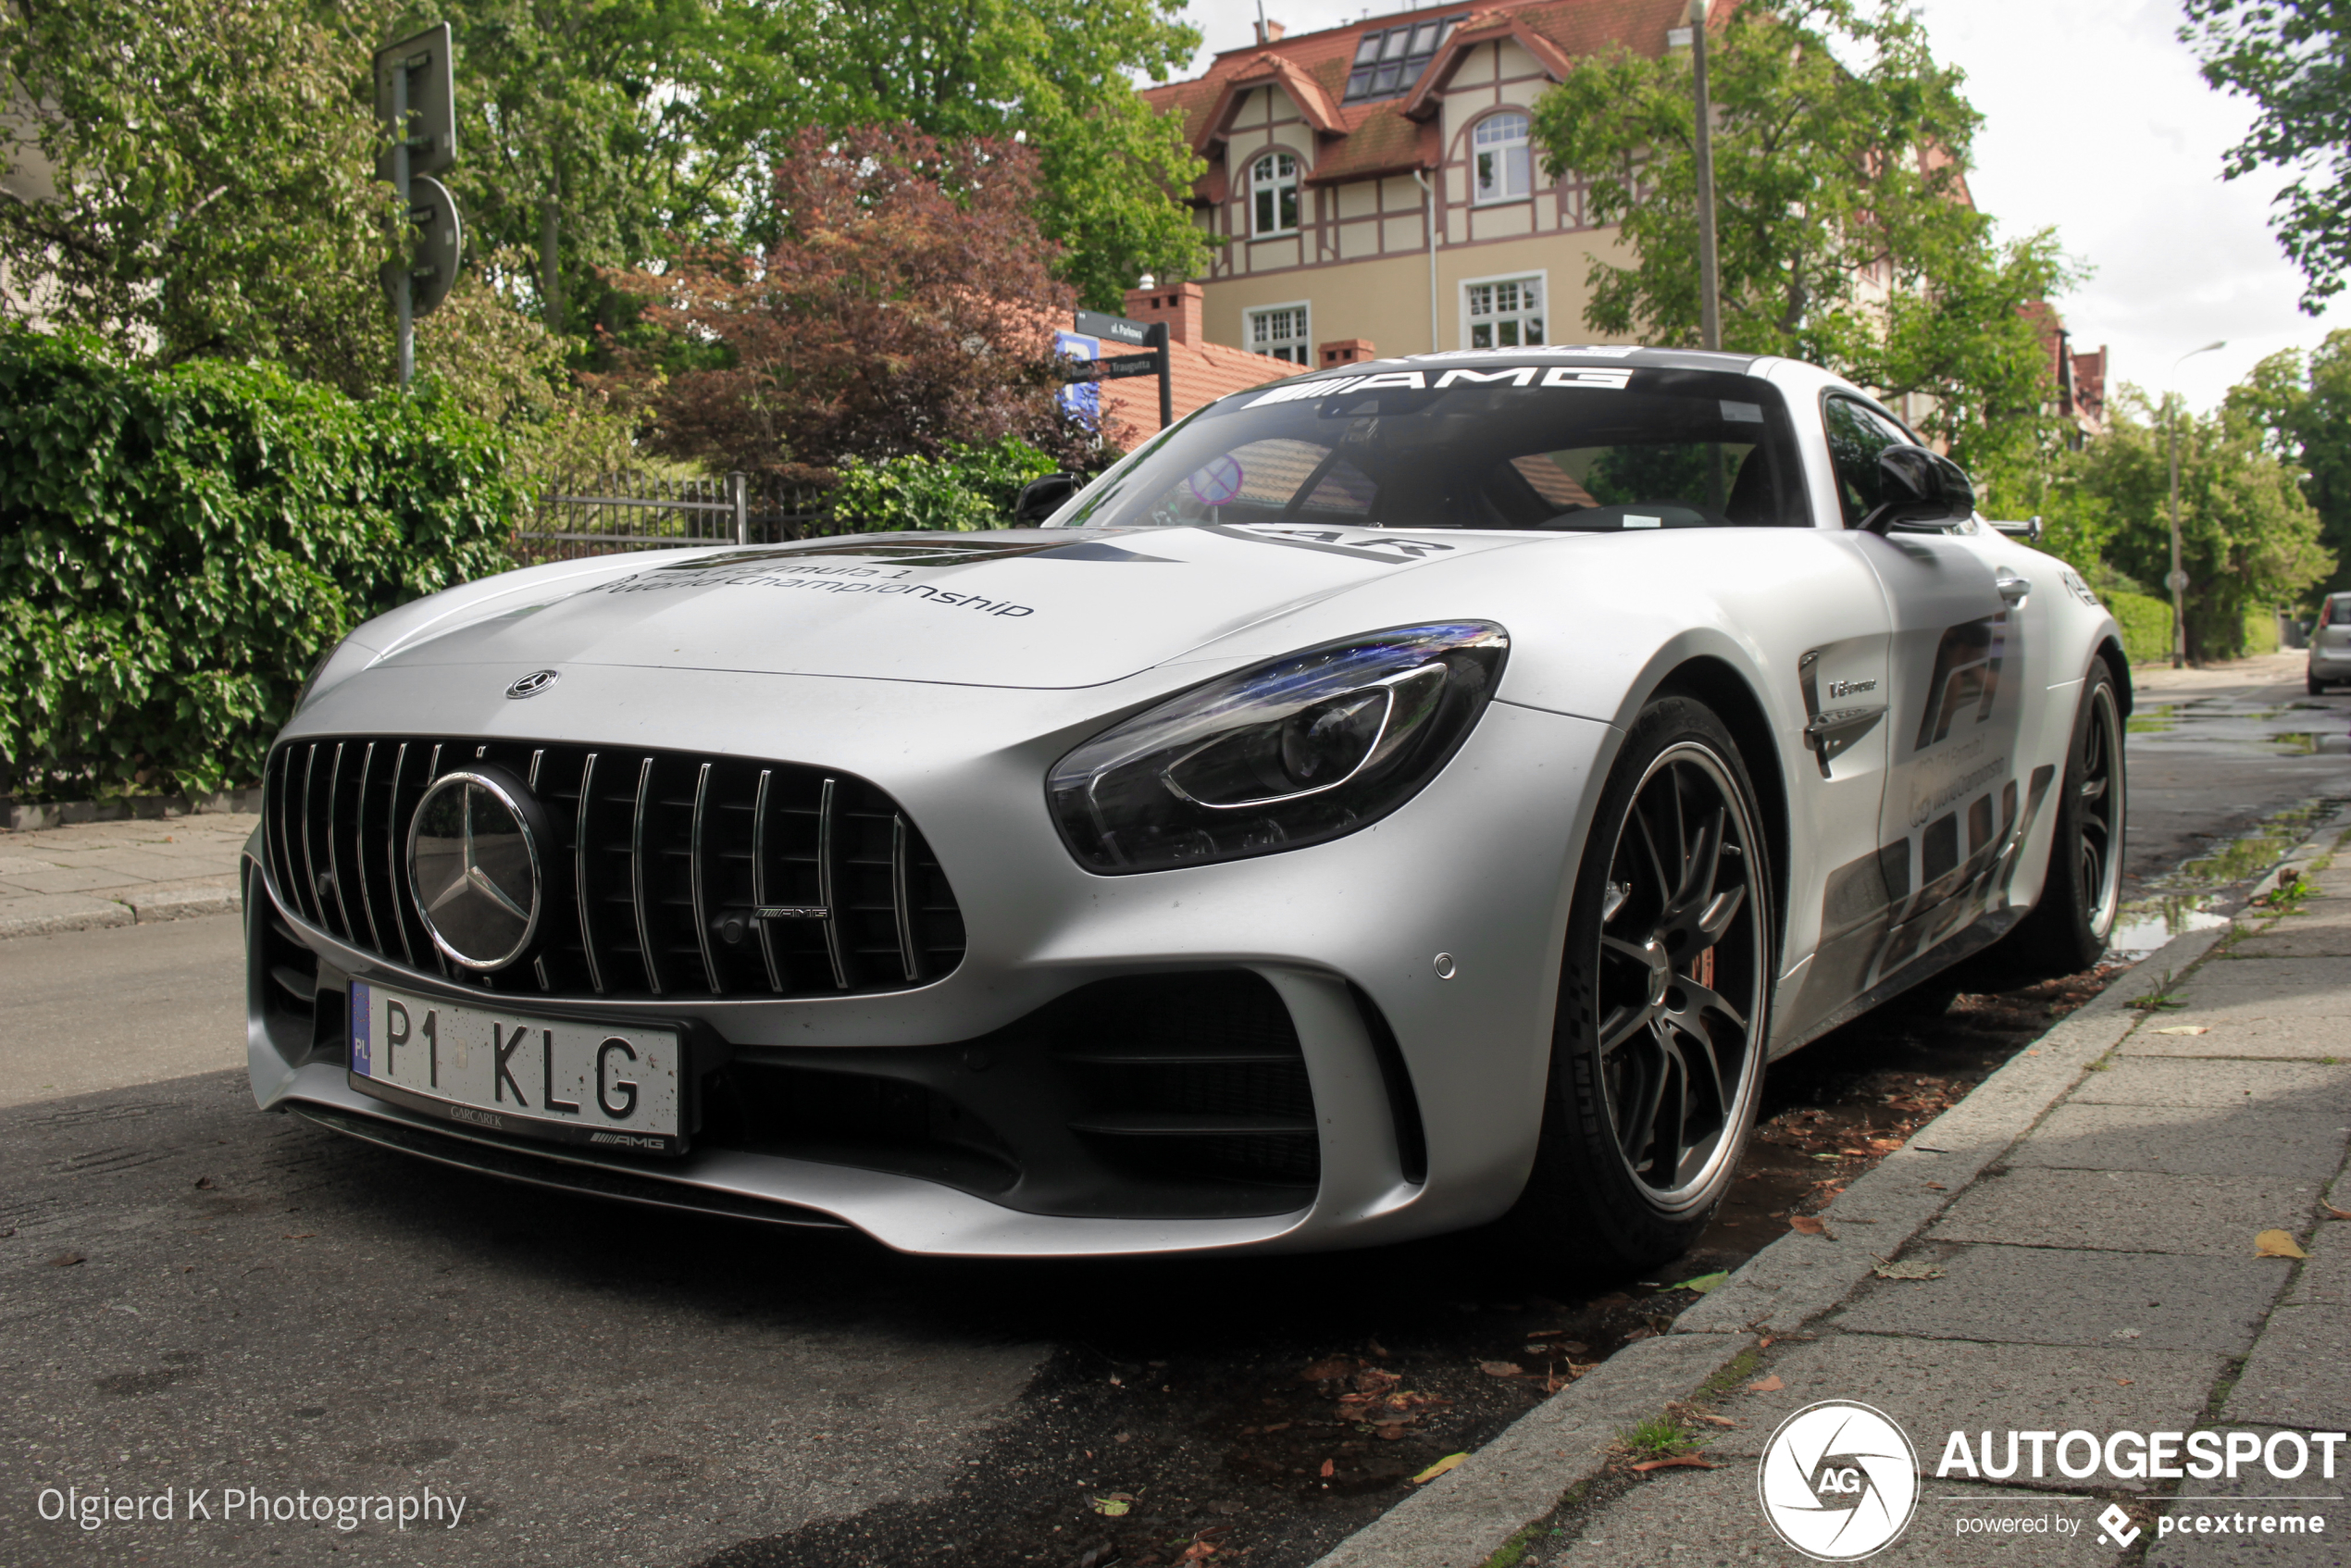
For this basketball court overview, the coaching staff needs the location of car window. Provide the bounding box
[1048,364,1812,532]
[2331,597,2351,626]
[1822,396,1919,529]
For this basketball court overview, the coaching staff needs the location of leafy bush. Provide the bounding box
[0,328,518,800]
[827,437,1061,533]
[2106,591,2172,666]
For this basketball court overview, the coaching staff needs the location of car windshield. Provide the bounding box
[1045,361,1811,531]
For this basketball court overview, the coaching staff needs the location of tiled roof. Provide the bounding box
[1144,0,1693,187]
[1097,340,1302,440]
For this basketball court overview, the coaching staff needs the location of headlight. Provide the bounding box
[1048,622,1509,873]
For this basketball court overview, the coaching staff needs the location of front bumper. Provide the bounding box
[248,669,1614,1257]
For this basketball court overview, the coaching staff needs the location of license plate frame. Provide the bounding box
[347,980,687,1156]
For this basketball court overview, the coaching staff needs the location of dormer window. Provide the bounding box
[1250,152,1300,236]
[1343,16,1461,101]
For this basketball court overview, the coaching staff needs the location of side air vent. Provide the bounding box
[262,737,966,1002]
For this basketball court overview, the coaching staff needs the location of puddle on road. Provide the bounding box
[2127,694,2351,753]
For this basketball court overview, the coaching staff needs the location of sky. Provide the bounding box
[1172,0,2342,413]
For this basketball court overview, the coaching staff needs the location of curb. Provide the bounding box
[1306,921,2238,1568]
[0,877,243,940]
[0,786,263,834]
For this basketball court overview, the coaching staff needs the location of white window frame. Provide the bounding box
[1459,269,1547,351]
[1250,151,1301,238]
[1471,111,1534,206]
[1246,300,1313,365]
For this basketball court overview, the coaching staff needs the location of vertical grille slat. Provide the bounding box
[890,814,924,985]
[631,754,665,996]
[262,734,962,1001]
[575,751,607,995]
[752,768,786,992]
[690,761,724,997]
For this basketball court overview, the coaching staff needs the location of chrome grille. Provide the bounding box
[262,737,966,1000]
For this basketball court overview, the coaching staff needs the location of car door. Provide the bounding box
[1826,396,2042,992]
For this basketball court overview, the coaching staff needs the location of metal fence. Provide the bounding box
[515,471,845,562]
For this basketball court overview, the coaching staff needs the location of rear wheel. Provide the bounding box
[2001,662,2126,978]
[1510,697,1773,1272]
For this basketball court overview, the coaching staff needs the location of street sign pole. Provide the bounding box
[1150,322,1172,431]
[392,63,413,388]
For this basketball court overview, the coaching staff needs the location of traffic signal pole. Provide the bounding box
[392,61,413,388]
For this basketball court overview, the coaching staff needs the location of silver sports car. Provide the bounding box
[245,346,2127,1268]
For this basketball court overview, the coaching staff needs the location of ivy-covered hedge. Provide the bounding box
[827,437,1060,532]
[0,328,518,800]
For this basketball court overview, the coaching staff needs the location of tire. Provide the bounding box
[2310,676,2329,696]
[1509,696,1775,1273]
[2000,662,2127,979]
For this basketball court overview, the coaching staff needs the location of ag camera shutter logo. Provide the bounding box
[1758,1400,1921,1560]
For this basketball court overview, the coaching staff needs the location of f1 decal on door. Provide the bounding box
[1913,613,2007,750]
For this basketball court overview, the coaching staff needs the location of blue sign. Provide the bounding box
[1056,330,1100,425]
[350,981,372,1075]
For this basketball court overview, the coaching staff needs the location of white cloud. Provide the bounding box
[1172,0,2342,410]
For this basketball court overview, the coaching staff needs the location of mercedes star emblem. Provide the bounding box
[506,668,560,699]
[405,768,545,970]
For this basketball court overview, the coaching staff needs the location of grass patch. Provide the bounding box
[1693,1347,1763,1403]
[1620,1413,1694,1462]
[2129,970,2186,1011]
[1477,1521,1547,1568]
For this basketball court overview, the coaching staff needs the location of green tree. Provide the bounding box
[796,0,1209,311]
[0,0,385,392]
[2074,388,2332,661]
[2182,0,2351,312]
[1530,0,2075,472]
[2224,330,2351,600]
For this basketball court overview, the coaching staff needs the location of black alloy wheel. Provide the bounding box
[1996,661,2127,980]
[1512,696,1773,1271]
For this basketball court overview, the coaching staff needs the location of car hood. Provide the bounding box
[369,526,1555,690]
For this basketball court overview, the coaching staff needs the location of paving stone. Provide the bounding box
[2162,970,2351,1023]
[0,892,131,939]
[2142,1424,2351,1568]
[2122,1019,2351,1063]
[2284,1226,2351,1308]
[2225,924,2351,958]
[1832,1247,2287,1353]
[2225,1303,2351,1433]
[2068,1060,2351,1114]
[1544,1464,2122,1566]
[34,846,204,880]
[1929,1169,2333,1256]
[2006,1102,2351,1182]
[1703,1335,2226,1478]
[0,864,136,894]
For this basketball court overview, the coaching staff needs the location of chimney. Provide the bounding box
[1319,338,1375,367]
[1123,280,1204,347]
[1255,18,1286,43]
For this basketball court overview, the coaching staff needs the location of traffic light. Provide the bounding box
[373,23,464,382]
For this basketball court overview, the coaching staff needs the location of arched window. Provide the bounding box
[1251,152,1300,236]
[1473,113,1532,205]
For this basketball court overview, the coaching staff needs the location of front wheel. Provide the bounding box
[1509,697,1774,1273]
[2002,662,2127,978]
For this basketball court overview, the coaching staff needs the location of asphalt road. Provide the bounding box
[3,657,2345,1568]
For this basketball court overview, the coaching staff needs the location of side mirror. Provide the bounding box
[1860,446,1976,534]
[1012,472,1082,526]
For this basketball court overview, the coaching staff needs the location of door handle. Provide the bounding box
[1996,570,2031,606]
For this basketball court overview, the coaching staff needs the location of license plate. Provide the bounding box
[348,981,685,1155]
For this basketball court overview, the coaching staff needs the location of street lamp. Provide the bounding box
[1688,0,1722,352]
[2167,341,2226,668]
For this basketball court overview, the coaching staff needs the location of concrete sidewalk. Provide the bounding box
[0,813,252,938]
[1319,842,2351,1568]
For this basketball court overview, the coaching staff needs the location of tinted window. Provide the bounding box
[1049,365,1811,532]
[2330,597,2351,626]
[1822,396,1919,529]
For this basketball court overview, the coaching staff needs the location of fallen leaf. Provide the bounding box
[1672,1271,1731,1294]
[1088,1495,1131,1517]
[1367,1338,1392,1358]
[1695,1413,1737,1426]
[1319,1459,1335,1478]
[2325,1204,2350,1221]
[1748,1375,1785,1394]
[280,1233,316,1241]
[2116,1378,2133,1387]
[2255,1228,2308,1259]
[1788,1215,1827,1235]
[49,1251,84,1267]
[2026,1049,2041,1056]
[2153,1026,2209,1036]
[1923,1182,1947,1191]
[1758,1336,1775,1350]
[1479,1361,1524,1378]
[193,1176,214,1189]
[1524,1327,1569,1338]
[1872,1260,1945,1280]
[1256,1421,1292,1434]
[1375,1424,1408,1441]
[1412,1453,1469,1484]
[1631,1454,1718,1473]
[1300,1358,1353,1382]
